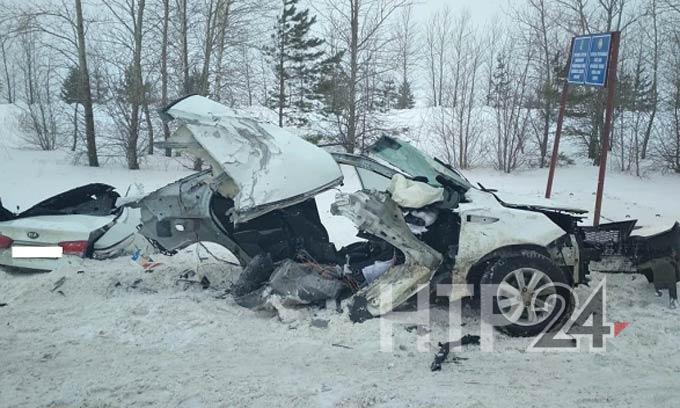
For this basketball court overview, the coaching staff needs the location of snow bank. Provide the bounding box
[0,103,31,149]
[1,241,679,407]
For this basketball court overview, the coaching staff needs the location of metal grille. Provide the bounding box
[580,220,637,257]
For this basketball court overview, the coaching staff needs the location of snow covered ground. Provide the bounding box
[2,111,680,407]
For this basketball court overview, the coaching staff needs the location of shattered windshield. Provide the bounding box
[368,136,471,191]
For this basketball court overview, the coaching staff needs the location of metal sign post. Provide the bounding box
[545,38,574,199]
[593,31,620,226]
[544,31,620,226]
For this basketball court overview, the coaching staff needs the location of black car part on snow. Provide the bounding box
[0,183,119,222]
[581,220,680,305]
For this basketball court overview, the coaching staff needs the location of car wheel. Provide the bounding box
[479,251,574,337]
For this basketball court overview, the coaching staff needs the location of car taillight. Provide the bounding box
[0,234,12,249]
[58,240,89,257]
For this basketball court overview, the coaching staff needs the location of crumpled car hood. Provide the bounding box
[162,95,343,223]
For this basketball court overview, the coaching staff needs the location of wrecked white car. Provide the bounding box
[129,95,679,336]
[0,184,143,271]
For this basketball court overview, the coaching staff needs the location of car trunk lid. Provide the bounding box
[0,214,115,248]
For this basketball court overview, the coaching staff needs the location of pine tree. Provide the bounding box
[266,0,326,127]
[183,68,204,96]
[314,51,347,117]
[377,78,398,111]
[489,57,511,109]
[622,61,654,113]
[90,67,109,104]
[61,66,86,105]
[114,65,151,106]
[61,66,87,151]
[396,79,415,109]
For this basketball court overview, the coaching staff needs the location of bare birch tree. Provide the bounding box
[102,0,147,169]
[431,10,482,169]
[75,0,99,166]
[489,42,535,173]
[10,0,101,164]
[640,0,659,160]
[657,29,680,172]
[0,18,16,103]
[513,0,563,168]
[393,5,416,108]
[160,0,171,156]
[318,0,410,153]
[423,6,452,107]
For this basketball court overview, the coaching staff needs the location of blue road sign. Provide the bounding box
[585,34,612,86]
[567,36,590,85]
[567,33,612,87]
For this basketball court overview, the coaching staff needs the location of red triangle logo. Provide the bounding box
[614,321,629,337]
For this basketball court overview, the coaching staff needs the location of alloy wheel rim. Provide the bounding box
[497,267,557,326]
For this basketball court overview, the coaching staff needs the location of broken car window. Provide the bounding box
[368,136,471,192]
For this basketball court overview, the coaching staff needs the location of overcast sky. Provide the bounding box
[413,0,508,26]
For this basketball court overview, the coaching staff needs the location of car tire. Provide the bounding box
[479,251,574,337]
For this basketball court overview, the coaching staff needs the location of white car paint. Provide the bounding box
[92,208,139,251]
[0,214,115,270]
[0,214,115,244]
[164,95,343,223]
[0,208,142,271]
[452,188,567,297]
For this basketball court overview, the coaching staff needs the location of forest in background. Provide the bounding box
[0,0,679,175]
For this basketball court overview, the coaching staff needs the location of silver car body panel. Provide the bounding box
[130,171,252,265]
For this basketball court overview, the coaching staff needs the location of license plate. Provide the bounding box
[11,246,63,259]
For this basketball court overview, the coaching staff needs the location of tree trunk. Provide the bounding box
[144,93,154,155]
[675,105,680,172]
[75,0,99,167]
[463,54,479,169]
[161,0,171,156]
[72,103,78,151]
[540,110,550,168]
[128,0,146,170]
[538,0,552,168]
[589,92,606,164]
[213,0,232,101]
[24,36,35,105]
[437,45,444,107]
[641,0,659,160]
[177,0,200,170]
[180,0,189,94]
[199,0,215,96]
[346,0,359,153]
[1,40,13,103]
[277,36,285,127]
[428,44,437,107]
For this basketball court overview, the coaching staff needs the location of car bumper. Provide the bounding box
[0,248,70,272]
